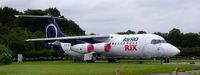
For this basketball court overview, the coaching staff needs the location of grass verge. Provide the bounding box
[0,61,199,75]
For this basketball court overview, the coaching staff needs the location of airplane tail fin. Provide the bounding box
[15,15,65,38]
[45,16,64,38]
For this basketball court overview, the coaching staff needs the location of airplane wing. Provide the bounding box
[26,35,110,41]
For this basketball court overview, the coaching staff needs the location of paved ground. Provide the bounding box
[151,70,200,75]
[149,63,200,75]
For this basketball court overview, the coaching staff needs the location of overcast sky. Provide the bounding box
[1,0,200,34]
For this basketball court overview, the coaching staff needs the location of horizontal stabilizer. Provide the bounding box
[15,15,66,20]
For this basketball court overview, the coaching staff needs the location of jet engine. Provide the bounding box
[71,43,94,54]
[93,43,111,53]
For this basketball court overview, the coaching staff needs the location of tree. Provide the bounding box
[168,28,181,46]
[117,30,135,35]
[181,33,199,47]
[0,7,85,58]
[45,8,61,16]
[0,7,21,25]
[24,9,46,15]
[153,32,168,41]
[199,32,200,47]
[89,33,96,35]
[137,31,147,34]
[0,44,12,64]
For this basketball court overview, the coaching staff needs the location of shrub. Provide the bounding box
[0,44,12,64]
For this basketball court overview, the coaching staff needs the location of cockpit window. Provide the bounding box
[151,39,166,44]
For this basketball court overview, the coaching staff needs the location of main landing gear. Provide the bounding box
[160,57,170,64]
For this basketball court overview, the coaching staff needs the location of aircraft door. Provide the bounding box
[155,44,161,58]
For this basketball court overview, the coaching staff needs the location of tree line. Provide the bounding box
[0,7,85,59]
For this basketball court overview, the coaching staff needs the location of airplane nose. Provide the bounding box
[167,44,180,56]
[158,43,180,57]
[172,46,180,55]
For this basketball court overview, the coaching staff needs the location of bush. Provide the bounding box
[0,44,12,64]
[179,47,200,57]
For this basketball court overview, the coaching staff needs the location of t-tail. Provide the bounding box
[15,15,65,38]
[15,15,65,47]
[45,16,64,38]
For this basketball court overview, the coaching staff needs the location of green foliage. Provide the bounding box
[22,49,66,58]
[24,9,46,15]
[0,7,85,58]
[45,8,61,16]
[0,44,12,64]
[168,28,181,46]
[154,32,168,41]
[199,32,200,47]
[179,47,200,56]
[137,31,147,34]
[181,33,199,47]
[117,30,135,35]
[0,7,21,25]
[154,28,200,48]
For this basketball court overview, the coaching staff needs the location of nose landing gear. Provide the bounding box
[164,58,170,63]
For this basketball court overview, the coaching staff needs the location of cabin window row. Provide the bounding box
[111,42,137,45]
[151,39,166,44]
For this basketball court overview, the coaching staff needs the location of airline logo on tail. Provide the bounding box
[46,24,58,38]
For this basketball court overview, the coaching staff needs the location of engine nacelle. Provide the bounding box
[71,43,94,54]
[93,43,111,53]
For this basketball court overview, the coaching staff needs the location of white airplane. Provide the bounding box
[15,15,180,62]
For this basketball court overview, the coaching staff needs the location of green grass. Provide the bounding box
[0,61,199,75]
[117,59,200,63]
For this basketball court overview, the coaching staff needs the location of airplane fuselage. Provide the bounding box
[61,34,180,58]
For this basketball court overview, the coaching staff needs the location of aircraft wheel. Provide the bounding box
[163,58,169,63]
[162,58,170,63]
